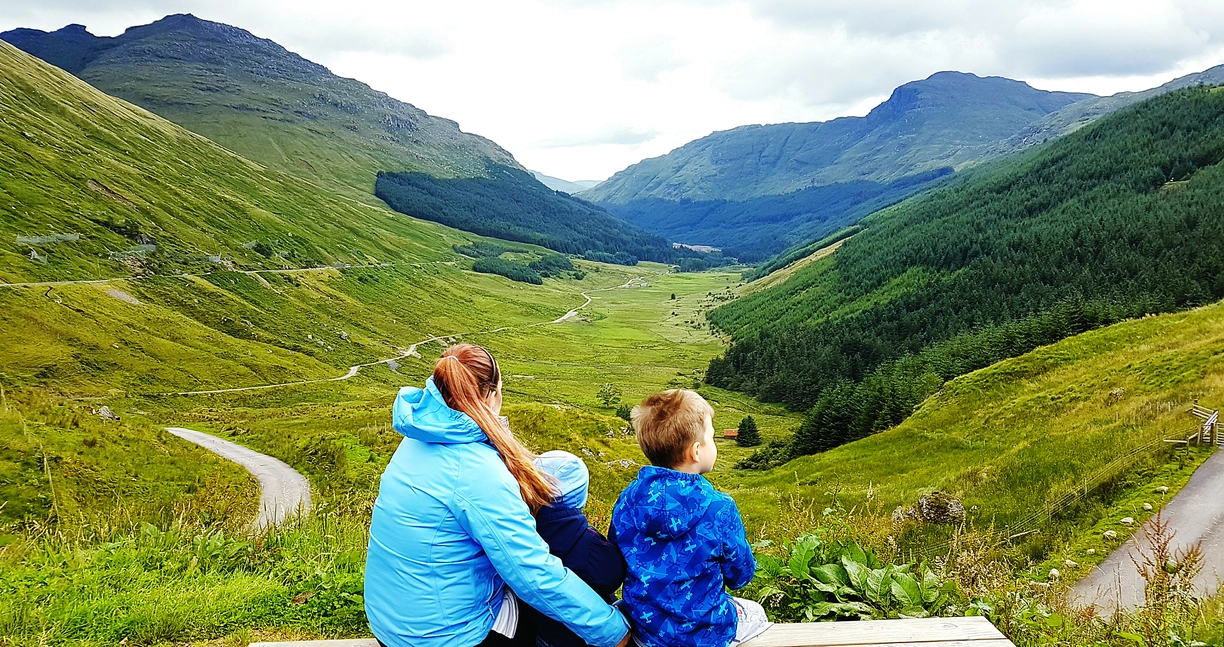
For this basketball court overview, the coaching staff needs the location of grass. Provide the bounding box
[7,25,1224,647]
[0,39,502,285]
[717,301,1224,561]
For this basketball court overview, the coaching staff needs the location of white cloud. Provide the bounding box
[1,0,1222,180]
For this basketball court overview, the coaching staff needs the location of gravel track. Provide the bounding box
[166,426,311,529]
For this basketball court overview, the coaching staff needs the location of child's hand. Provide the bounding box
[615,631,632,647]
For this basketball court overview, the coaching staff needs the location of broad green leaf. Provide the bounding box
[841,555,871,592]
[890,572,923,607]
[812,563,849,586]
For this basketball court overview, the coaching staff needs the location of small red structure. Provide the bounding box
[722,429,738,439]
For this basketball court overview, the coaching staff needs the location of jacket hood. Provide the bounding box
[534,450,590,510]
[392,377,488,445]
[621,466,714,540]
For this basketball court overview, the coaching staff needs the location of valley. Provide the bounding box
[4,9,1224,647]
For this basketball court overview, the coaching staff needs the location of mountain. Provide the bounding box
[1,15,677,262]
[705,84,1224,454]
[580,72,1093,259]
[531,171,601,194]
[0,38,466,284]
[999,63,1224,152]
[584,72,1093,204]
[1,15,520,196]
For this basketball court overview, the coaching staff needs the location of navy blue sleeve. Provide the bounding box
[572,526,627,599]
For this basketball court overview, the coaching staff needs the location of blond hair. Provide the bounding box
[631,389,715,468]
[432,344,555,513]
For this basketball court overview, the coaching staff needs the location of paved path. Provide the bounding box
[1071,448,1224,610]
[165,427,311,529]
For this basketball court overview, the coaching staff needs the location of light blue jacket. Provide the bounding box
[365,378,628,647]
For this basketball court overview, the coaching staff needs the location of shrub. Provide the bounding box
[752,533,960,622]
[736,416,761,447]
[528,253,574,277]
[471,258,542,284]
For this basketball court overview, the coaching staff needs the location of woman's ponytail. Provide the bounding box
[432,344,556,513]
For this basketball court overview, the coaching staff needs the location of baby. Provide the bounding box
[610,390,771,647]
[527,450,627,647]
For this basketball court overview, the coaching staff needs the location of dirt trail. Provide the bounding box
[175,336,442,396]
[165,427,311,529]
[175,277,642,396]
[1071,448,1224,611]
[0,261,402,289]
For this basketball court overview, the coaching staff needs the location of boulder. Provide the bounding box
[892,491,966,524]
[92,405,120,422]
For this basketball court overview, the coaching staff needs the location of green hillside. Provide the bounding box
[0,16,680,261]
[581,72,1091,258]
[1,16,519,196]
[376,165,672,262]
[707,85,1224,455]
[718,297,1224,559]
[0,38,479,285]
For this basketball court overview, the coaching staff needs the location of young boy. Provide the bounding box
[527,450,627,647]
[610,390,771,647]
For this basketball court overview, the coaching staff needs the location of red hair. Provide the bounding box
[432,344,554,512]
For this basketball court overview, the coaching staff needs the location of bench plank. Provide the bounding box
[251,642,376,647]
[251,616,1014,647]
[740,617,1011,647]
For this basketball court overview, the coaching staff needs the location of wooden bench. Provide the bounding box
[251,615,1014,647]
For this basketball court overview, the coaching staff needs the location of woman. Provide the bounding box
[365,344,631,647]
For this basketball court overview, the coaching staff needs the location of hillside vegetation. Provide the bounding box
[1,15,682,265]
[999,63,1224,153]
[0,16,519,196]
[375,165,673,262]
[719,298,1224,563]
[0,39,479,284]
[708,85,1224,455]
[585,72,1092,203]
[601,170,947,261]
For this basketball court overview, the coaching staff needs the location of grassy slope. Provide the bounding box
[0,261,808,646]
[0,390,257,540]
[0,39,487,285]
[3,15,521,199]
[717,300,1224,547]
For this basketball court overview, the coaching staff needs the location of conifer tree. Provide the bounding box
[736,415,761,447]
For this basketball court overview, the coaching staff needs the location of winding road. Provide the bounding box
[147,275,644,528]
[1071,448,1224,611]
[166,427,311,529]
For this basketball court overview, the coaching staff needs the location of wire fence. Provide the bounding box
[920,423,1207,558]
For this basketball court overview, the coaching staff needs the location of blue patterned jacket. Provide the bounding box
[610,466,756,647]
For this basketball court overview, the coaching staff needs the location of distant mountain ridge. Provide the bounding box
[997,63,1224,153]
[531,171,601,194]
[583,72,1094,204]
[1,14,520,195]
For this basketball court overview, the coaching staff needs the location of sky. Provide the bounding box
[3,0,1224,181]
